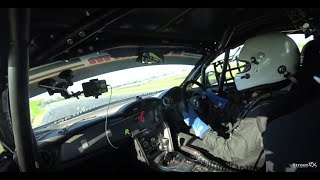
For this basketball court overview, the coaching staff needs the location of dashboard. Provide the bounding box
[28,86,236,172]
[33,87,182,171]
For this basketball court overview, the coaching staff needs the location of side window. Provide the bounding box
[287,34,314,52]
[205,63,217,85]
[203,33,313,87]
[200,33,313,88]
[204,45,245,87]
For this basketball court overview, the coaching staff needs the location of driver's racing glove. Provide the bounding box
[201,91,229,110]
[182,104,210,139]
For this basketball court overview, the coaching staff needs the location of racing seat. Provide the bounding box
[263,96,320,171]
[263,38,320,172]
[294,39,320,102]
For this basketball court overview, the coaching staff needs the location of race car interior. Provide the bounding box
[0,8,320,172]
[33,77,238,172]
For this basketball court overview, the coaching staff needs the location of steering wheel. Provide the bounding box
[181,80,227,132]
[180,80,206,113]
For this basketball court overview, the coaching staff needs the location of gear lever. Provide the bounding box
[156,138,193,171]
[160,138,172,165]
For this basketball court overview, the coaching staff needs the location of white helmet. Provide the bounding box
[234,32,300,91]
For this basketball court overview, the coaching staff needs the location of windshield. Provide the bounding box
[29,48,202,128]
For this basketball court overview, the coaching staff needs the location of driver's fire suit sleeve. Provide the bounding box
[202,117,264,162]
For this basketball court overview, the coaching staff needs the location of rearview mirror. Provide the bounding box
[136,52,164,64]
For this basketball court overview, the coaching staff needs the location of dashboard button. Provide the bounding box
[143,141,148,147]
[150,137,155,142]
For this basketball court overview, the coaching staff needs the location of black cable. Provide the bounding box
[253,149,264,171]
[104,85,119,149]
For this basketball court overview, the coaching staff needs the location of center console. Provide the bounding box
[134,122,168,163]
[154,138,195,172]
[133,121,232,172]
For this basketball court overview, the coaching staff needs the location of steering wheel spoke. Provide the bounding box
[181,80,206,112]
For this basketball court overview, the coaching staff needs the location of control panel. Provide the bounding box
[135,122,164,160]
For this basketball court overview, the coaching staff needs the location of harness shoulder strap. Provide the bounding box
[238,93,272,118]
